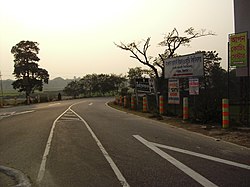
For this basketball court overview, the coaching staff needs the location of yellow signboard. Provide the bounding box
[229,32,248,67]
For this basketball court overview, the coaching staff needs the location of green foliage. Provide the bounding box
[63,80,82,98]
[63,74,127,97]
[11,40,49,99]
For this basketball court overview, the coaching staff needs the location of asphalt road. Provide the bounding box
[0,97,250,187]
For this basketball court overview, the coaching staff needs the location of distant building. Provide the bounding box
[233,0,250,76]
[234,0,250,33]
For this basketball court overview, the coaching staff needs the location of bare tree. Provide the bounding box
[115,27,215,79]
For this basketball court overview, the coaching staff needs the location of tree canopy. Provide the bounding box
[63,74,126,97]
[11,40,49,102]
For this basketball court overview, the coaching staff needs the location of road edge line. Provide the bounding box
[70,108,130,187]
[36,108,69,185]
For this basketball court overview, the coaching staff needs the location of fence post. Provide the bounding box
[159,95,164,115]
[124,96,127,107]
[183,97,188,120]
[119,96,123,106]
[222,99,229,128]
[143,96,147,112]
[131,96,135,110]
[14,97,17,105]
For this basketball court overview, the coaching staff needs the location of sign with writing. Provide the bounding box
[189,78,199,95]
[168,79,180,104]
[164,53,204,78]
[229,32,248,67]
[135,78,154,93]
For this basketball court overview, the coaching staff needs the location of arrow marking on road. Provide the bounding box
[134,135,218,187]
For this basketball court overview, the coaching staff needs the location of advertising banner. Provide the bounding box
[168,79,180,104]
[135,78,154,93]
[189,78,199,95]
[229,32,248,67]
[164,53,204,78]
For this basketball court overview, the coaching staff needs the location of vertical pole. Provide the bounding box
[0,71,3,107]
[131,96,135,110]
[38,95,40,103]
[119,96,123,106]
[143,96,147,112]
[159,95,164,115]
[183,97,188,120]
[124,96,127,108]
[222,99,229,128]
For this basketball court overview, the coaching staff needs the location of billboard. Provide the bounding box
[168,79,180,104]
[189,78,199,95]
[135,78,154,93]
[164,53,204,78]
[229,32,248,67]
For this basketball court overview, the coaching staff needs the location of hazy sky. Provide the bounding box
[0,0,234,80]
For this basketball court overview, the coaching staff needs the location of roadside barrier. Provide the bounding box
[143,96,147,112]
[183,97,188,120]
[131,96,135,110]
[159,95,164,114]
[222,99,229,128]
[124,96,127,107]
[119,96,123,106]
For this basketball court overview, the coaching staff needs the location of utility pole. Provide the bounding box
[0,71,3,107]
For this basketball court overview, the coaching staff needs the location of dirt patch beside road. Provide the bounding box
[109,102,250,149]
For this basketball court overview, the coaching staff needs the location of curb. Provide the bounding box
[0,165,31,187]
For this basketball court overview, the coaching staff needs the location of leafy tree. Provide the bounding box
[63,80,82,98]
[127,67,152,88]
[11,40,49,103]
[78,74,126,96]
[191,51,227,123]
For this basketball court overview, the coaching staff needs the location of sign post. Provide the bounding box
[168,79,180,104]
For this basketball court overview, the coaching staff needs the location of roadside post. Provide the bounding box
[222,99,229,128]
[124,96,127,108]
[143,96,147,112]
[131,96,135,110]
[119,96,123,106]
[159,95,164,115]
[183,97,188,120]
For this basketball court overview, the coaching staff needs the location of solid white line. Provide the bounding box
[70,109,130,187]
[14,110,34,115]
[48,103,61,107]
[153,142,250,170]
[36,108,69,184]
[133,135,218,187]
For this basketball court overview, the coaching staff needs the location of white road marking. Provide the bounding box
[71,109,130,187]
[48,103,61,107]
[134,135,218,187]
[36,108,69,184]
[153,142,250,170]
[88,103,93,106]
[37,101,129,187]
[14,110,34,115]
